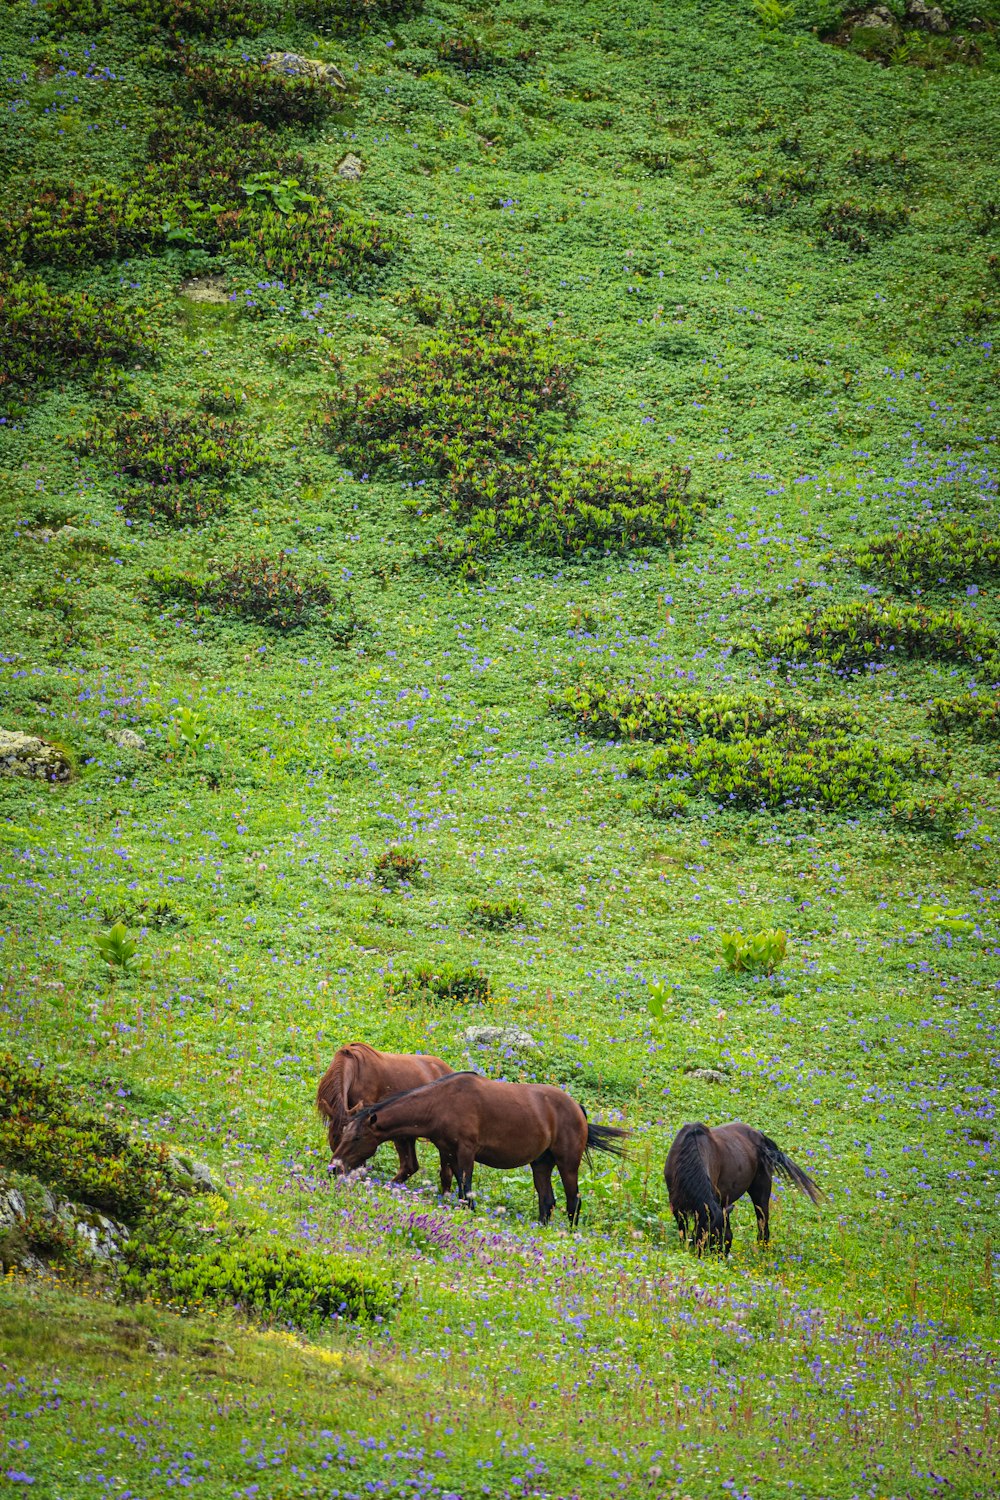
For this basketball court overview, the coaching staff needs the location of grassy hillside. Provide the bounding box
[1,0,999,1493]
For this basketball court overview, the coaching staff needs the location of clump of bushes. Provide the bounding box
[86,410,261,488]
[125,481,227,528]
[182,60,340,129]
[468,896,526,929]
[736,164,818,216]
[0,276,156,408]
[0,1051,174,1222]
[198,382,246,416]
[844,148,915,188]
[891,791,962,831]
[928,694,1000,739]
[51,0,266,37]
[375,848,425,885]
[819,198,909,253]
[224,208,396,289]
[0,181,164,270]
[553,682,855,743]
[150,555,353,634]
[325,300,706,558]
[849,523,1000,589]
[436,32,494,70]
[385,964,491,1002]
[721,928,787,975]
[146,112,321,208]
[120,1239,394,1327]
[739,600,997,669]
[630,786,690,819]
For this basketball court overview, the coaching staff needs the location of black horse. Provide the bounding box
[664,1121,822,1254]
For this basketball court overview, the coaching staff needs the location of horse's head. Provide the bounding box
[332,1109,383,1174]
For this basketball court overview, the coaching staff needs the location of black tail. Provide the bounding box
[761,1135,823,1205]
[586,1122,629,1160]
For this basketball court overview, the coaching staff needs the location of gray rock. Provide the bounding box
[74,1208,129,1264]
[179,277,229,305]
[0,729,71,783]
[686,1068,727,1085]
[0,1188,26,1229]
[263,51,346,88]
[21,525,80,542]
[337,153,364,181]
[169,1154,227,1197]
[854,5,898,29]
[146,1338,169,1357]
[110,729,146,751]
[196,1337,235,1357]
[905,0,949,29]
[0,1184,128,1268]
[464,1025,538,1051]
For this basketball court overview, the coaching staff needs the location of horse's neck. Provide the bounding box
[376,1092,440,1137]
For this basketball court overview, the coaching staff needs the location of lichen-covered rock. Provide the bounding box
[110,729,146,751]
[686,1067,727,1085]
[263,52,346,88]
[0,1181,128,1269]
[464,1025,537,1050]
[337,153,364,181]
[0,729,71,782]
[169,1154,228,1198]
[905,0,949,30]
[854,5,898,30]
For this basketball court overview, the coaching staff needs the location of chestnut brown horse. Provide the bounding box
[333,1072,628,1224]
[664,1121,822,1254]
[316,1043,451,1184]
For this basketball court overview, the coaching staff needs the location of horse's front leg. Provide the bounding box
[455,1145,477,1209]
[438,1151,455,1196]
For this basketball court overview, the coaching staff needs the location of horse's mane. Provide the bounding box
[667,1123,721,1216]
[316,1043,384,1125]
[352,1071,477,1126]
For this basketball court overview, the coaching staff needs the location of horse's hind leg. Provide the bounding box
[748,1168,772,1244]
[555,1158,581,1226]
[391,1136,420,1184]
[438,1152,454,1196]
[531,1154,557,1225]
[455,1146,477,1209]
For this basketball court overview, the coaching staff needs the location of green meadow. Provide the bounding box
[1,0,999,1493]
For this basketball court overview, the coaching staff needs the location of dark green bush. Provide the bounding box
[628,735,940,814]
[146,112,321,207]
[0,181,165,269]
[0,276,156,408]
[198,382,247,416]
[87,411,262,488]
[740,600,997,669]
[850,523,1000,588]
[468,896,527,929]
[120,1239,395,1326]
[629,786,690,819]
[819,198,909,253]
[927,693,1000,739]
[0,1051,174,1222]
[50,0,266,37]
[375,847,425,885]
[385,964,491,1002]
[294,0,420,22]
[436,32,493,70]
[843,148,915,188]
[183,60,339,129]
[224,208,396,288]
[890,791,962,831]
[150,554,354,634]
[124,482,227,528]
[553,682,855,743]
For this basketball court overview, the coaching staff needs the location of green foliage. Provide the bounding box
[242,172,319,214]
[224,207,397,289]
[0,276,155,409]
[630,785,690,819]
[921,904,977,935]
[384,963,491,1002]
[293,0,421,23]
[50,0,266,36]
[843,148,915,188]
[375,847,425,885]
[890,790,962,831]
[120,1238,395,1326]
[124,481,227,528]
[94,921,138,974]
[818,198,910,253]
[645,980,672,1025]
[198,382,247,416]
[927,692,1000,738]
[0,1052,173,1222]
[553,682,855,742]
[740,600,997,669]
[183,61,340,130]
[436,31,493,70]
[0,181,165,269]
[151,555,354,635]
[721,927,788,974]
[750,0,796,30]
[850,523,1000,589]
[468,896,527,929]
[86,410,262,488]
[166,705,213,758]
[629,734,940,813]
[146,112,321,208]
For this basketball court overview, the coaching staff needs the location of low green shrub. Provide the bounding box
[736,164,819,216]
[146,112,321,208]
[86,411,262,488]
[927,693,1000,739]
[123,481,227,528]
[0,276,156,408]
[721,928,787,974]
[890,791,962,831]
[553,682,855,743]
[375,848,424,885]
[739,600,997,669]
[436,32,494,70]
[0,181,164,269]
[120,1238,395,1326]
[628,735,940,813]
[198,382,247,416]
[0,1051,174,1222]
[95,921,138,974]
[183,60,339,129]
[630,786,690,819]
[819,198,909,253]
[468,896,527,929]
[850,523,1000,589]
[225,208,396,289]
[151,555,353,634]
[51,0,266,36]
[843,148,915,188]
[293,0,420,23]
[385,964,491,1002]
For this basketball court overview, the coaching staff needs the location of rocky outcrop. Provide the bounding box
[905,0,949,30]
[263,52,346,88]
[686,1067,727,1085]
[464,1025,538,1051]
[0,729,71,782]
[0,1181,129,1271]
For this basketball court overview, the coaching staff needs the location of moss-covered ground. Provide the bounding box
[1,0,999,1493]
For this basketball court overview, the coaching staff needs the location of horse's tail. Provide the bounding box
[760,1134,823,1205]
[316,1047,363,1142]
[668,1124,725,1241]
[586,1122,629,1160]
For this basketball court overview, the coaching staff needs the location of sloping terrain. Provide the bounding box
[1,0,999,1493]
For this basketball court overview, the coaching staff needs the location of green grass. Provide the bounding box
[1,0,999,1493]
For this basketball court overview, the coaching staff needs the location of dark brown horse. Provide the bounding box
[316,1043,451,1183]
[333,1072,628,1223]
[664,1121,822,1254]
